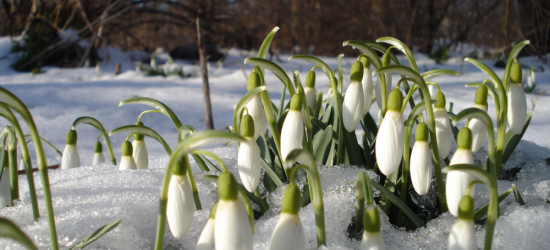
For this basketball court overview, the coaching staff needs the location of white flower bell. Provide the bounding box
[410,123,432,195]
[269,184,305,250]
[304,70,318,114]
[197,203,218,250]
[0,161,11,207]
[119,141,137,170]
[376,89,404,176]
[507,62,527,135]
[92,140,106,165]
[245,72,267,139]
[61,129,80,169]
[361,58,374,116]
[433,92,453,159]
[360,206,386,250]
[448,195,477,250]
[215,172,253,250]
[281,94,304,166]
[132,122,149,169]
[446,127,475,217]
[468,85,489,153]
[166,159,195,240]
[342,61,365,132]
[238,114,261,192]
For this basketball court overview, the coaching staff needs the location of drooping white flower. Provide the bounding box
[119,141,137,170]
[215,172,253,250]
[446,127,475,217]
[281,94,304,166]
[269,184,305,250]
[361,206,386,250]
[376,89,404,176]
[167,172,195,240]
[527,67,536,88]
[507,63,527,134]
[196,203,218,250]
[448,195,477,250]
[410,123,432,195]
[132,123,149,169]
[0,163,11,207]
[361,58,374,116]
[433,92,453,159]
[238,114,261,192]
[245,72,267,139]
[92,140,106,165]
[468,85,489,153]
[305,70,318,113]
[61,129,80,169]
[343,61,365,132]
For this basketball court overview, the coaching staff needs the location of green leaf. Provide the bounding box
[512,183,525,205]
[109,125,172,155]
[502,113,532,165]
[72,116,116,165]
[244,58,295,95]
[421,69,460,81]
[343,130,365,166]
[260,157,283,187]
[342,41,382,68]
[0,146,5,179]
[118,97,183,129]
[0,217,37,250]
[375,37,418,72]
[258,27,280,59]
[313,125,333,162]
[370,180,425,228]
[70,219,121,250]
[23,135,62,157]
[464,58,502,89]
[503,40,530,89]
[362,41,400,65]
[232,86,268,135]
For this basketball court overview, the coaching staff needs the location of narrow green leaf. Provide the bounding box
[421,69,460,81]
[342,41,382,68]
[503,40,530,90]
[370,180,425,228]
[109,125,172,155]
[502,113,532,164]
[72,116,116,165]
[464,58,502,88]
[0,218,37,250]
[23,135,62,157]
[70,219,121,250]
[258,27,280,59]
[313,125,333,162]
[512,184,525,205]
[118,97,183,129]
[260,157,283,187]
[244,58,295,95]
[375,37,418,72]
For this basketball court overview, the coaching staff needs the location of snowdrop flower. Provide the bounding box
[215,172,253,250]
[238,114,261,192]
[0,161,11,207]
[132,121,148,169]
[304,70,318,113]
[245,72,267,139]
[361,57,374,116]
[361,205,386,250]
[448,195,477,250]
[281,94,304,166]
[269,184,305,250]
[167,159,195,240]
[468,85,488,153]
[507,62,527,134]
[61,129,80,169]
[197,203,218,250]
[375,89,404,176]
[433,91,453,159]
[446,127,475,217]
[342,61,365,132]
[92,140,106,165]
[410,122,432,195]
[119,141,137,170]
[527,67,535,88]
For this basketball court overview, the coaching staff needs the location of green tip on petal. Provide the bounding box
[218,172,239,201]
[360,56,370,68]
[66,129,77,145]
[305,71,316,88]
[121,141,133,156]
[134,121,145,141]
[209,202,219,219]
[510,62,522,84]
[434,91,446,109]
[387,89,403,111]
[240,114,255,138]
[475,85,488,105]
[458,195,475,220]
[457,127,473,150]
[281,184,302,214]
[247,72,262,91]
[290,93,303,111]
[415,123,429,142]
[172,157,190,176]
[94,140,103,153]
[350,61,364,82]
[363,206,381,233]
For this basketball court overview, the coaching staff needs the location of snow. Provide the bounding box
[0,36,550,249]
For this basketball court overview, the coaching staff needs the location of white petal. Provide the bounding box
[434,108,453,158]
[375,110,404,176]
[238,138,261,192]
[92,152,106,165]
[385,73,392,95]
[268,213,306,250]
[167,174,195,240]
[215,200,253,250]
[19,159,25,171]
[0,167,11,207]
[245,95,267,139]
[119,156,137,170]
[132,140,149,169]
[61,145,80,169]
[428,84,437,99]
[448,219,477,250]
[281,110,304,165]
[410,141,432,195]
[375,78,383,110]
[446,149,475,217]
[468,118,487,153]
[196,219,215,250]
[361,231,386,250]
[507,83,527,134]
[362,67,374,115]
[305,87,317,113]
[343,81,365,132]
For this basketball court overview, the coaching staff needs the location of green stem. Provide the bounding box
[238,189,255,234]
[72,116,116,165]
[254,189,268,213]
[185,158,202,210]
[466,180,484,196]
[8,141,18,203]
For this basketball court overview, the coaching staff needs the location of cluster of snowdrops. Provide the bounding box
[0,27,532,250]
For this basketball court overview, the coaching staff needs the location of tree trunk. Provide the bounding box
[197,16,214,130]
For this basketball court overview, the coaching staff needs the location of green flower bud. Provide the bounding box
[305,71,316,88]
[240,114,255,138]
[457,127,473,150]
[458,195,475,220]
[134,121,145,141]
[209,202,219,219]
[510,62,522,84]
[350,61,364,82]
[121,141,133,156]
[172,157,190,176]
[474,85,488,105]
[281,184,302,214]
[382,52,391,66]
[360,56,370,68]
[218,172,239,201]
[434,91,446,109]
[415,122,429,142]
[363,206,381,233]
[94,140,103,153]
[387,89,403,112]
[290,93,303,111]
[247,72,262,91]
[66,129,77,145]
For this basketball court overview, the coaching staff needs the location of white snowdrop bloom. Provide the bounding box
[305,70,317,113]
[196,203,218,250]
[119,141,137,170]
[360,206,386,250]
[428,84,437,99]
[375,77,383,111]
[361,58,374,116]
[92,140,106,165]
[343,61,365,132]
[281,94,304,166]
[468,85,489,153]
[0,164,11,207]
[446,128,475,217]
[433,92,453,159]
[448,195,477,250]
[410,123,432,195]
[132,122,149,169]
[238,114,261,192]
[269,185,305,250]
[527,68,535,88]
[215,172,253,250]
[507,63,527,135]
[61,129,80,169]
[167,167,195,240]
[245,72,267,139]
[375,89,404,176]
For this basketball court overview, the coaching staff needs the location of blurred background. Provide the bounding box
[1,0,549,71]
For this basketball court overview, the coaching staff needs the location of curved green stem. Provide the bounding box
[109,125,172,156]
[238,189,255,234]
[294,72,314,155]
[119,97,183,129]
[466,180,484,196]
[72,116,116,165]
[402,84,420,112]
[24,135,63,157]
[244,58,295,96]
[465,82,500,120]
[188,149,227,172]
[426,82,441,92]
[2,126,19,203]
[137,110,163,123]
[232,86,267,135]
